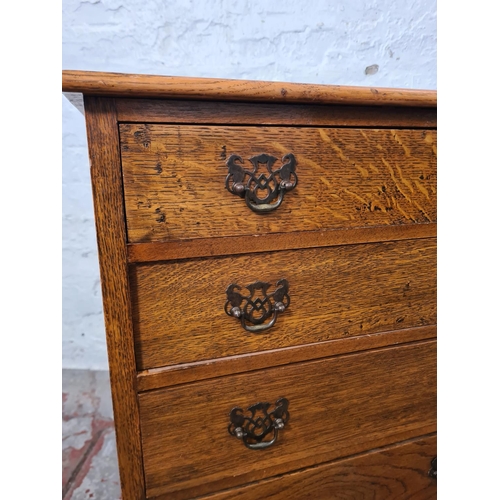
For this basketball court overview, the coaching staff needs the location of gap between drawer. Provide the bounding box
[128,224,436,263]
[136,325,436,392]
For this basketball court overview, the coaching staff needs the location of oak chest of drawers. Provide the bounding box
[63,71,437,500]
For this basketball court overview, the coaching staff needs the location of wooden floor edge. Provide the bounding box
[127,224,437,263]
[136,325,437,392]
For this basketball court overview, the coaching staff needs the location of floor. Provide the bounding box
[62,370,121,500]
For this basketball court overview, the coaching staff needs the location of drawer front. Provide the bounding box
[120,125,436,243]
[131,238,436,370]
[201,435,437,500]
[139,341,437,499]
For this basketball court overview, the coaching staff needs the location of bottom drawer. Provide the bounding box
[139,340,436,499]
[202,434,437,500]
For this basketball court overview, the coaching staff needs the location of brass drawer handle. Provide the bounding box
[225,153,298,213]
[228,397,290,450]
[225,279,290,333]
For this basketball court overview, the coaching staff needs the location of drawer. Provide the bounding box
[138,340,437,499]
[131,238,436,370]
[120,125,436,243]
[202,434,437,500]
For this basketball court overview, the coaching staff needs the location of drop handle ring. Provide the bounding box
[225,279,290,333]
[228,398,290,450]
[225,153,298,213]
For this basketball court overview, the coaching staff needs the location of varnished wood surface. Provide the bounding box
[139,341,437,499]
[83,97,145,500]
[120,125,437,243]
[137,325,436,392]
[131,238,436,370]
[75,83,437,500]
[127,224,436,263]
[62,70,437,107]
[194,434,437,500]
[116,98,437,128]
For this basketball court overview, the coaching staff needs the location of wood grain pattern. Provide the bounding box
[120,125,437,243]
[83,97,145,500]
[194,434,437,500]
[74,82,437,500]
[115,98,437,128]
[136,325,436,391]
[127,224,436,263]
[139,341,437,499]
[130,238,436,370]
[62,70,437,107]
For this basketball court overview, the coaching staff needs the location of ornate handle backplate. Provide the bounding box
[225,279,290,333]
[228,397,289,450]
[225,153,298,213]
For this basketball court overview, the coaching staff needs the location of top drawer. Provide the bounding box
[120,125,436,243]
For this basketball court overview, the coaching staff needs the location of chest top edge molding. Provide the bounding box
[62,70,437,108]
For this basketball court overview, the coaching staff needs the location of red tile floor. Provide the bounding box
[62,370,121,500]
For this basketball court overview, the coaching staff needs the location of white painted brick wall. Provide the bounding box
[62,0,436,369]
